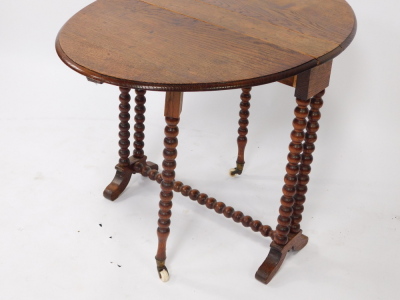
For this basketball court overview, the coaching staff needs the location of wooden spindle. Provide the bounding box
[136,163,274,238]
[118,87,131,166]
[155,91,183,281]
[133,89,146,159]
[173,181,273,238]
[273,97,310,246]
[156,116,179,262]
[291,90,324,233]
[231,87,252,175]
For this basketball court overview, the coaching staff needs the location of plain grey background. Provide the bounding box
[1,0,399,299]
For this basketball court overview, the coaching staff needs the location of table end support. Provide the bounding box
[103,164,133,201]
[103,87,158,201]
[255,231,308,284]
[103,156,158,201]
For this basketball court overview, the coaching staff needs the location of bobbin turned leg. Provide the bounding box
[103,87,133,200]
[257,61,331,284]
[104,88,158,201]
[230,87,251,176]
[291,90,324,234]
[255,95,310,284]
[155,91,183,282]
[256,91,325,284]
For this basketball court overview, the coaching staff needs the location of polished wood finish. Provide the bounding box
[258,89,326,283]
[103,87,133,200]
[56,0,356,91]
[279,60,332,100]
[291,90,324,233]
[173,180,273,238]
[155,92,183,268]
[130,160,274,238]
[164,92,183,118]
[103,165,133,201]
[274,97,310,246]
[104,155,159,201]
[295,61,332,100]
[56,0,357,286]
[133,89,147,159]
[237,87,251,167]
[117,87,132,166]
[103,88,158,201]
[231,87,252,175]
[256,231,308,284]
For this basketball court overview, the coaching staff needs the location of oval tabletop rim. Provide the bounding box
[56,0,357,92]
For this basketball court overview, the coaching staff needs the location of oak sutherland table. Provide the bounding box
[56,0,356,284]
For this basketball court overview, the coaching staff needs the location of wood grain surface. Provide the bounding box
[56,0,356,91]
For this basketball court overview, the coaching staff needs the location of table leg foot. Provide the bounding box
[255,231,308,284]
[229,163,244,176]
[156,259,170,282]
[104,156,158,201]
[103,165,133,201]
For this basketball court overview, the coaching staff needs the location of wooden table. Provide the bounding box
[56,0,357,284]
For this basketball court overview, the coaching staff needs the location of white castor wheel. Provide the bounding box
[159,269,170,282]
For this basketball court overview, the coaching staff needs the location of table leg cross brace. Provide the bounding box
[130,158,308,284]
[104,87,326,284]
[131,160,275,239]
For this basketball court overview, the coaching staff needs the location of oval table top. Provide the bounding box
[56,0,356,91]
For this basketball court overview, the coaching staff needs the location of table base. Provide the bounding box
[98,61,330,284]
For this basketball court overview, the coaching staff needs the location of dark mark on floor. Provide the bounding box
[109,236,112,239]
[110,262,121,267]
[99,224,102,227]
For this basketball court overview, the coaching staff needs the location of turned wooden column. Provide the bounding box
[103,87,157,201]
[118,87,132,166]
[231,87,252,176]
[103,87,135,200]
[274,61,332,244]
[132,89,146,159]
[273,97,310,245]
[256,62,333,285]
[291,90,324,233]
[155,91,183,281]
[57,0,357,285]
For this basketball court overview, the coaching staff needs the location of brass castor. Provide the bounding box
[229,163,244,176]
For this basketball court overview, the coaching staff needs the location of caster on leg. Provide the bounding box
[156,260,170,282]
[159,268,170,282]
[229,163,244,176]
